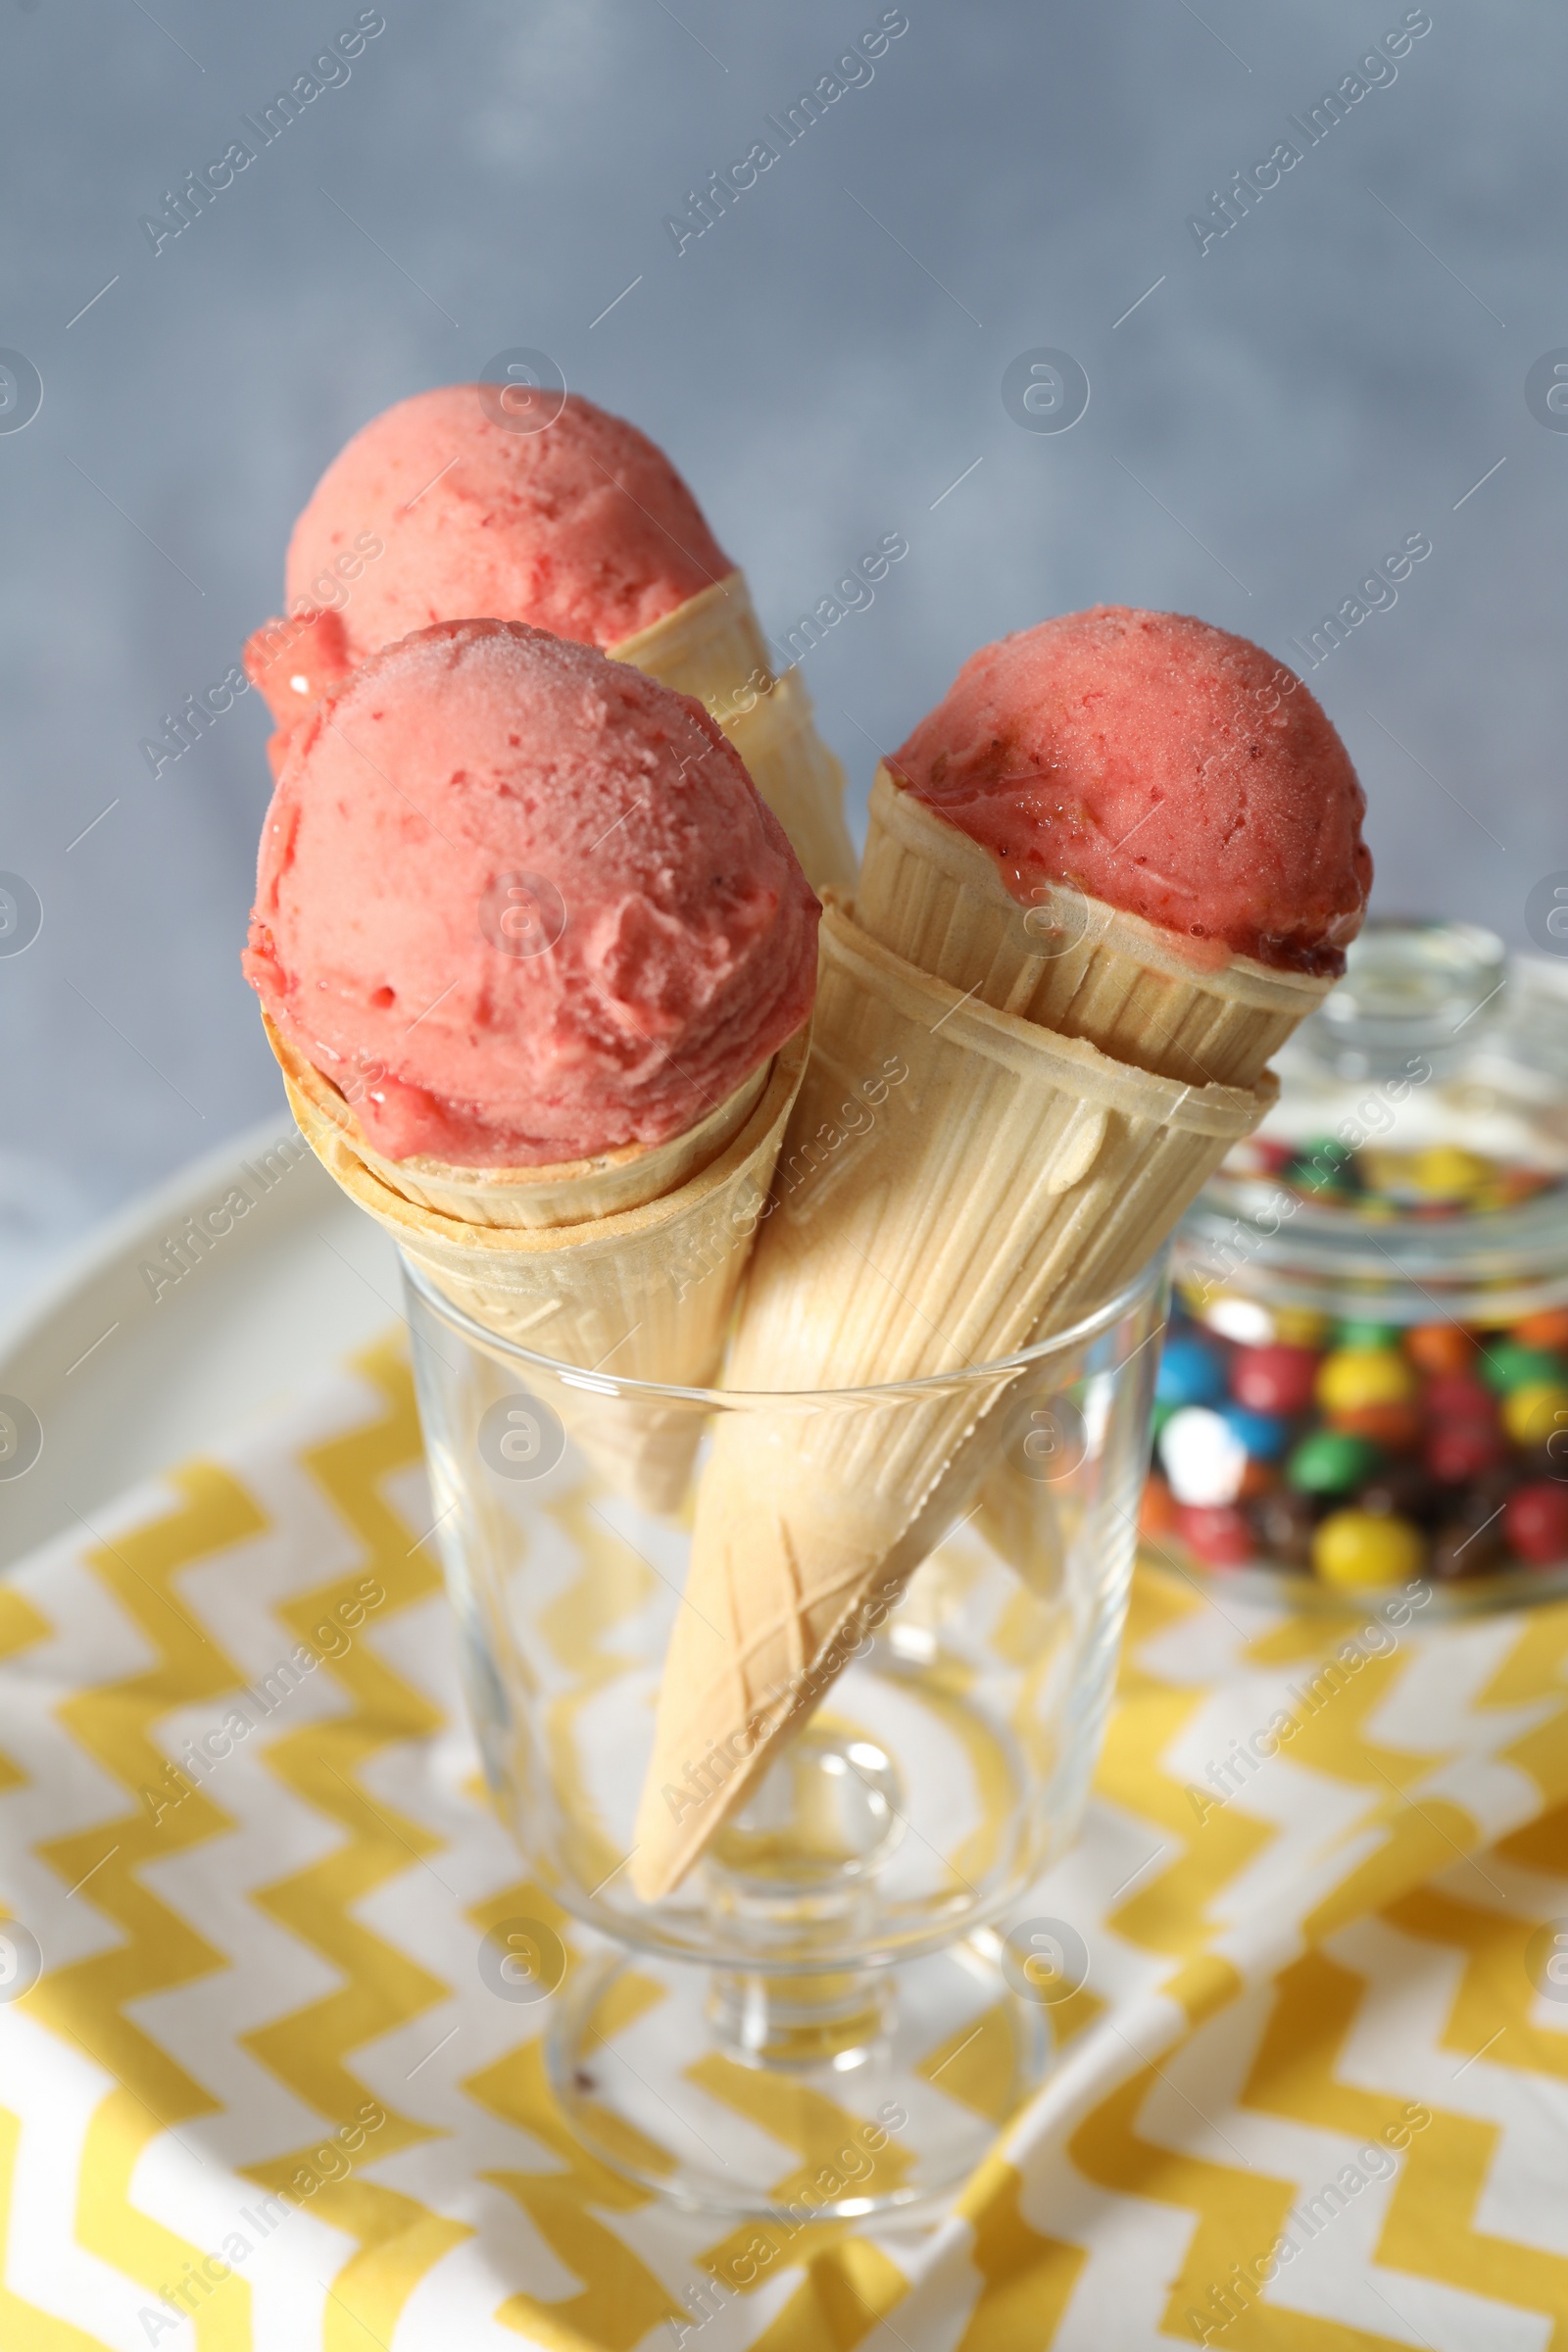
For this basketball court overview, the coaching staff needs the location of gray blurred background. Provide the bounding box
[1,0,1563,1309]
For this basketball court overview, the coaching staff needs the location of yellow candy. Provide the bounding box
[1502,1382,1568,1449]
[1273,1307,1331,1349]
[1313,1509,1426,1589]
[1409,1145,1493,1201]
[1359,1150,1420,1195]
[1315,1348,1419,1416]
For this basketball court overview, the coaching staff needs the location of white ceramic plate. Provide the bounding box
[10,1121,1562,1617]
[0,1116,401,1573]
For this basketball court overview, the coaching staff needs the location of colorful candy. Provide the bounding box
[1405,1322,1475,1377]
[1202,1296,1276,1347]
[1336,1319,1404,1350]
[1230,1345,1319,1417]
[1155,1334,1228,1409]
[1501,1383,1568,1450]
[1158,1406,1249,1505]
[1316,1348,1418,1416]
[1450,1467,1517,1529]
[1431,1520,1502,1579]
[1272,1307,1332,1348]
[1358,1462,1438,1523]
[1313,1509,1426,1587]
[1152,1292,1568,1589]
[1286,1429,1383,1495]
[1408,1146,1493,1201]
[1424,1421,1509,1486]
[1422,1374,1496,1426]
[1503,1483,1568,1567]
[1177,1503,1253,1566]
[1480,1342,1566,1396]
[1290,1140,1357,1199]
[1332,1400,1425,1452]
[1139,1472,1181,1542]
[1248,1488,1317,1567]
[1225,1133,1556,1226]
[1219,1403,1290,1461]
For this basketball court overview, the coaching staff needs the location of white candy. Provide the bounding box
[1203,1296,1275,1347]
[1158,1405,1249,1506]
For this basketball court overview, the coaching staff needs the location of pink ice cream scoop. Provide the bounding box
[889,607,1372,974]
[243,619,817,1166]
[243,387,734,765]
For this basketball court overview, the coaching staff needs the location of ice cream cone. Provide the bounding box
[858,765,1331,1090]
[857,761,1336,1600]
[625,609,1372,1894]
[269,1013,810,1512]
[612,574,858,896]
[629,899,1271,1894]
[244,620,818,1514]
[249,388,858,893]
[275,1018,772,1232]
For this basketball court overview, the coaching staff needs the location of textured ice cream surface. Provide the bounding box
[890,607,1371,975]
[243,619,817,1166]
[242,606,360,774]
[243,387,733,741]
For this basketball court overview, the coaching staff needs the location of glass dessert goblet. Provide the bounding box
[404,1249,1164,2218]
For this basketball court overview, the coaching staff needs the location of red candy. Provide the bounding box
[1423,1375,1496,1426]
[1248,1138,1296,1174]
[1503,1482,1568,1567]
[1230,1345,1320,1417]
[1426,1421,1509,1486]
[1177,1503,1254,1566]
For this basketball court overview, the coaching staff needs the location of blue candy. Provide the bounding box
[1221,1403,1290,1462]
[1155,1333,1227,1408]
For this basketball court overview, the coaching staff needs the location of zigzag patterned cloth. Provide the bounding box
[1,1338,1565,2349]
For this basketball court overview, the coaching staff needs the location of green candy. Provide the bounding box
[1479,1341,1566,1396]
[1286,1429,1383,1495]
[1292,1161,1354,1198]
[1335,1319,1403,1350]
[1288,1137,1358,1197]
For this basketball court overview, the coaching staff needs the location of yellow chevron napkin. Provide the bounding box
[1,1337,1565,2350]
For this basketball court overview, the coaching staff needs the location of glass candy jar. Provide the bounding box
[1160,921,1568,1607]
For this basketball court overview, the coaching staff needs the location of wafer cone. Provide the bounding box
[611,573,858,896]
[858,761,1338,1596]
[857,765,1331,1089]
[629,900,1271,1895]
[268,1014,809,1512]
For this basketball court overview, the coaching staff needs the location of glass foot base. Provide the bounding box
[547,1932,1053,2220]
